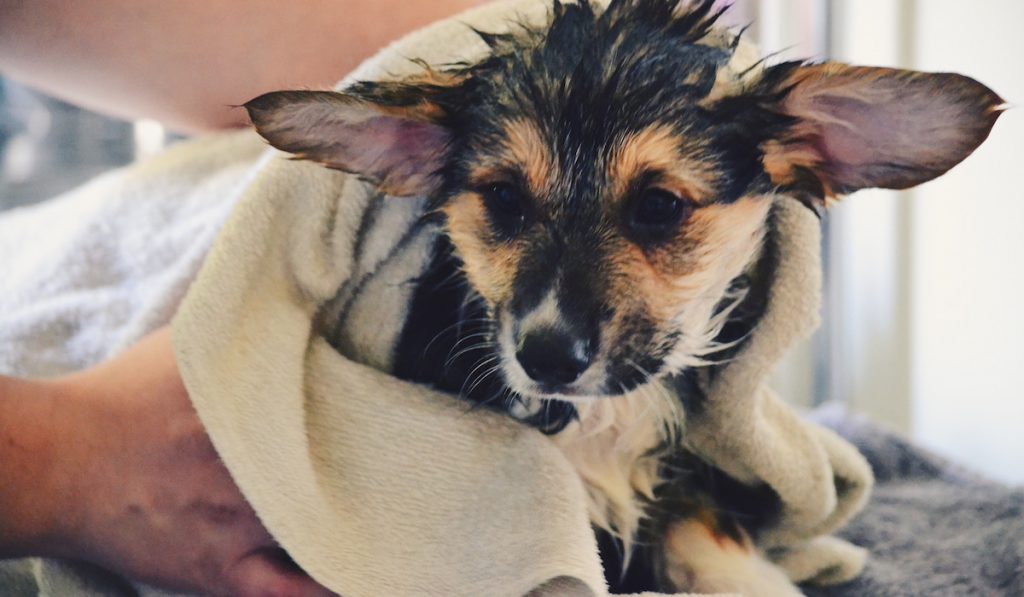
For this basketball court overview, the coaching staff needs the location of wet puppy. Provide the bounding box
[245,0,1002,593]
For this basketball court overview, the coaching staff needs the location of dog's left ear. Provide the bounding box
[760,63,1004,202]
[245,89,451,197]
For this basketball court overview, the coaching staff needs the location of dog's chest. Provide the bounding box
[553,390,681,544]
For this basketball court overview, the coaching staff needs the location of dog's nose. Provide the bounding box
[516,328,592,387]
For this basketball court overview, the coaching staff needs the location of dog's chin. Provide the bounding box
[518,385,606,405]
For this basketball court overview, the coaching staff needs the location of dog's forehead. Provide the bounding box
[479,12,735,135]
[450,4,761,197]
[439,1,777,214]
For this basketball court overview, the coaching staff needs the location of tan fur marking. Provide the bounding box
[761,136,835,202]
[397,65,470,122]
[442,192,521,304]
[410,63,467,88]
[462,119,555,199]
[465,164,506,187]
[608,125,717,204]
[503,118,557,195]
[369,91,449,123]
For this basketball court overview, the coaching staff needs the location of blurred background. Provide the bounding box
[739,0,1024,484]
[1,0,1021,482]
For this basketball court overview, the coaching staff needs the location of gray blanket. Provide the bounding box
[809,408,1024,597]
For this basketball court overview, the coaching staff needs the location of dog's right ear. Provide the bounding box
[757,63,1004,205]
[245,90,451,197]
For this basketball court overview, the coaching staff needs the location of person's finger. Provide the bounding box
[227,548,336,597]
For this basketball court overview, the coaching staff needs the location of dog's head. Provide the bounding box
[246,0,1001,403]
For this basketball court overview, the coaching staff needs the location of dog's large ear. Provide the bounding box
[245,90,451,197]
[759,63,1004,202]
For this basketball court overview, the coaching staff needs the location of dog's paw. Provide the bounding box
[663,519,805,597]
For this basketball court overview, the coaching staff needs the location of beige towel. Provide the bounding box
[171,1,873,596]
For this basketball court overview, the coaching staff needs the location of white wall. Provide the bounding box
[908,0,1024,483]
[751,0,829,411]
[827,0,913,431]
[829,0,1023,482]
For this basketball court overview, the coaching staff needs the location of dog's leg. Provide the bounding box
[661,512,803,597]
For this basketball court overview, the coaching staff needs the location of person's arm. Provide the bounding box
[0,375,69,559]
[0,328,331,596]
[0,0,487,134]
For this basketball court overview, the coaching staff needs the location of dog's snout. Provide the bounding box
[516,328,592,387]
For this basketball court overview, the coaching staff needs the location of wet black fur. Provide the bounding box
[349,0,801,210]
[384,1,792,592]
[354,0,815,395]
[383,0,800,423]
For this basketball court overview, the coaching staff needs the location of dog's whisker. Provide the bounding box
[459,354,501,397]
[465,363,503,397]
[444,340,497,370]
[444,332,495,356]
[422,318,493,356]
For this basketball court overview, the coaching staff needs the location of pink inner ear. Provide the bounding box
[778,66,1003,193]
[344,116,451,196]
[247,90,451,197]
[803,91,966,187]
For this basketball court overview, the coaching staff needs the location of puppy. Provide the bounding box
[244,0,1002,593]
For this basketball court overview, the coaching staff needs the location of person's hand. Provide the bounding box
[0,327,332,596]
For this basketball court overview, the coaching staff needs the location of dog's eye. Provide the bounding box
[481,182,527,238]
[625,188,692,243]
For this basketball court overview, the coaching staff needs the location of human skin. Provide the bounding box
[0,328,334,596]
[0,0,488,133]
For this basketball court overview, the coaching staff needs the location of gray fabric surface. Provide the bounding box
[0,559,39,596]
[808,407,1024,597]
